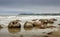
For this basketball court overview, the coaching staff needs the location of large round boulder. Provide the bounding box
[24,21,33,30]
[33,20,48,29]
[33,21,42,28]
[8,20,21,28]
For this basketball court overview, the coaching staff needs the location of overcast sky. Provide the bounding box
[0,0,60,15]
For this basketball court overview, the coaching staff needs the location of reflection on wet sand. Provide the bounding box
[0,27,60,37]
[32,35,44,37]
[8,28,20,34]
[20,35,24,37]
[0,28,2,30]
[47,32,53,35]
[24,28,33,31]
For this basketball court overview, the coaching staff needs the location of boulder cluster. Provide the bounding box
[24,18,57,29]
[8,18,57,29]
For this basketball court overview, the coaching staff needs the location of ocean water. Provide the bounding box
[0,15,60,37]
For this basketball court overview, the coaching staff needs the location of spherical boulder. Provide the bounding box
[33,21,42,28]
[33,20,48,29]
[24,21,33,30]
[8,20,21,28]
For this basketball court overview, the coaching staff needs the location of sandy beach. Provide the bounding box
[0,15,60,37]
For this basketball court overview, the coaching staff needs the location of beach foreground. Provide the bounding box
[0,16,60,37]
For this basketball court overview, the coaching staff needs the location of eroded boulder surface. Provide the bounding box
[33,21,42,28]
[33,20,48,29]
[8,20,21,28]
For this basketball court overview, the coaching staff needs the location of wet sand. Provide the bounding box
[0,27,59,37]
[47,28,60,37]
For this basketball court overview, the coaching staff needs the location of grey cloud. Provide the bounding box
[0,0,60,6]
[0,0,60,15]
